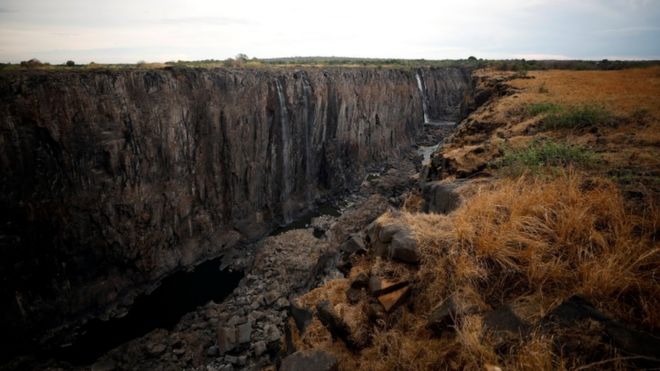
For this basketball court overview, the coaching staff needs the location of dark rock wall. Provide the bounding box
[0,67,472,347]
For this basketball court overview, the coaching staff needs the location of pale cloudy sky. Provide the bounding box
[0,0,659,63]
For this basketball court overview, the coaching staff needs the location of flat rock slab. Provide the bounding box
[377,286,411,312]
[280,349,338,371]
[421,181,460,214]
[368,276,409,297]
[483,305,530,339]
[427,296,477,335]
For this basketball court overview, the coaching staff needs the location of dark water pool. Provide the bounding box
[51,257,243,365]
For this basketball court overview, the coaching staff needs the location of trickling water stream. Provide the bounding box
[415,70,430,124]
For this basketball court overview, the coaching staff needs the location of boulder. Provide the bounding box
[483,305,530,338]
[340,233,367,255]
[543,296,660,361]
[316,301,352,343]
[390,230,419,264]
[427,295,480,335]
[378,224,405,243]
[290,302,313,333]
[280,350,338,371]
[370,223,419,264]
[263,323,282,343]
[421,181,460,214]
[236,321,252,344]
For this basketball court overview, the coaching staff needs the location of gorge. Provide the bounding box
[0,66,474,367]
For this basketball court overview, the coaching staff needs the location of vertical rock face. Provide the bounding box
[0,67,472,345]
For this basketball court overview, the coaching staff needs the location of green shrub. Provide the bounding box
[496,140,598,176]
[542,105,612,130]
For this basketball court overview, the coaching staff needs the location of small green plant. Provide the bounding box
[496,140,598,176]
[542,104,612,130]
[525,102,561,116]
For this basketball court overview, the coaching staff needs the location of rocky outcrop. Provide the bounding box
[0,66,472,350]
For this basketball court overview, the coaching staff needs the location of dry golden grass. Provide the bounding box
[510,67,660,117]
[299,171,659,370]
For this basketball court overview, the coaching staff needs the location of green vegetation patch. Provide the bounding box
[524,102,614,130]
[496,140,599,176]
[542,105,613,130]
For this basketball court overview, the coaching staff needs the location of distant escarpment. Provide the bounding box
[0,66,472,349]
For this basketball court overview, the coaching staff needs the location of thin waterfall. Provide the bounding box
[415,70,430,124]
[275,79,293,222]
[301,74,314,206]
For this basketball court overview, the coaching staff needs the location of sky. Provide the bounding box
[0,0,659,64]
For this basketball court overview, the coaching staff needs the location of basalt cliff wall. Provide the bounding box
[0,66,473,347]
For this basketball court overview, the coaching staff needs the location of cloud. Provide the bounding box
[155,16,250,26]
[0,0,659,63]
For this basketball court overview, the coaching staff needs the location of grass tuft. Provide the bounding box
[542,105,612,130]
[496,140,598,176]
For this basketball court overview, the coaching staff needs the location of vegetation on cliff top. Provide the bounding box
[2,56,660,73]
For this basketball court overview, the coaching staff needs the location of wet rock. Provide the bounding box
[290,302,313,333]
[280,349,338,371]
[377,286,411,312]
[421,181,460,214]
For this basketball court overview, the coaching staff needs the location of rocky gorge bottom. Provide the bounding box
[20,123,455,370]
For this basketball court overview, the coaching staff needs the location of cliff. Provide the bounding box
[0,66,473,348]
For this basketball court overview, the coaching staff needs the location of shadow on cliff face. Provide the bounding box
[48,257,243,366]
